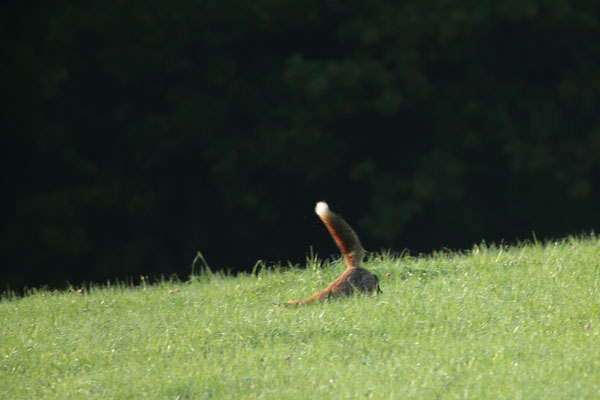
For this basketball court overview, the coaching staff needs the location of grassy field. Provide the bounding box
[2,236,599,399]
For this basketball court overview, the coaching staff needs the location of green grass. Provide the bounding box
[2,236,600,399]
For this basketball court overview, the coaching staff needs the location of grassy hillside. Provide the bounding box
[2,237,599,399]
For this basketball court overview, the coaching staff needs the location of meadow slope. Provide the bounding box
[2,237,600,399]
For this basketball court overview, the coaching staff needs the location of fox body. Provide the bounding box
[287,202,381,305]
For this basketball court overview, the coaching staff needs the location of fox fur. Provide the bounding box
[286,202,381,306]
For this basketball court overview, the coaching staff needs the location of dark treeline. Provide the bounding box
[2,1,600,290]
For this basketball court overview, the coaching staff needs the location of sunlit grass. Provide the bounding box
[2,236,599,399]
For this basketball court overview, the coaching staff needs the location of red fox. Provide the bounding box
[286,202,381,305]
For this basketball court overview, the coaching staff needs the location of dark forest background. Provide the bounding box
[2,1,600,290]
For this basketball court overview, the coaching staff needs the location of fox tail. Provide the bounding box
[314,201,365,269]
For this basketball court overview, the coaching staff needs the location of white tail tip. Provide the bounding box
[315,201,330,216]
